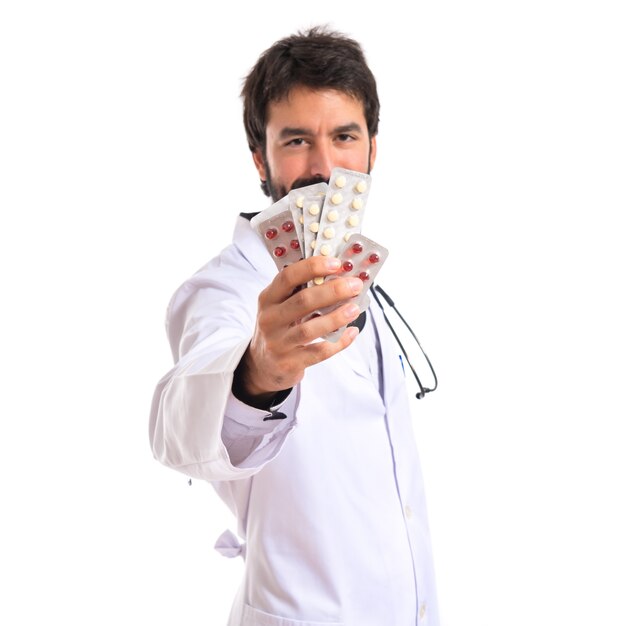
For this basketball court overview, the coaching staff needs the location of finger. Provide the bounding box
[295,323,361,368]
[281,301,362,347]
[260,276,362,332]
[276,276,363,325]
[245,320,359,394]
[264,256,343,304]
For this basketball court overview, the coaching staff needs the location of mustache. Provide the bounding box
[290,175,329,191]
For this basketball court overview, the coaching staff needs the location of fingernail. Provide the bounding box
[347,277,363,293]
[344,303,360,319]
[345,326,360,340]
[325,257,341,270]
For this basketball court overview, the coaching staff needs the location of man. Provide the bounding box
[150,26,439,626]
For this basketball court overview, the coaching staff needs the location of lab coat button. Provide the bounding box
[404,504,413,519]
[419,603,427,620]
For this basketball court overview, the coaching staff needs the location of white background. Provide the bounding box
[1,1,625,625]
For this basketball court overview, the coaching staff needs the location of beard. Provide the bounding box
[262,159,328,203]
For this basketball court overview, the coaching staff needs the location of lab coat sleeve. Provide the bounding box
[149,242,298,482]
[221,389,299,468]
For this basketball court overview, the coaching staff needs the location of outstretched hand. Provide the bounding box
[233,255,363,407]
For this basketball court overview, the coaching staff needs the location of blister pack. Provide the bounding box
[252,167,388,343]
[336,234,388,309]
[250,194,289,232]
[312,168,371,260]
[289,183,328,260]
[251,197,304,270]
[315,233,389,342]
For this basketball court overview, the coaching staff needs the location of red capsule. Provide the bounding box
[368,252,380,264]
[342,260,354,272]
[358,271,370,282]
[265,228,278,240]
[351,242,363,254]
[273,246,287,257]
[282,221,295,232]
[290,239,300,250]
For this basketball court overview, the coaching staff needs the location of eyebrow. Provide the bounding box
[278,122,364,140]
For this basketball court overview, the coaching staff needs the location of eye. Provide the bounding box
[335,133,356,143]
[285,137,307,147]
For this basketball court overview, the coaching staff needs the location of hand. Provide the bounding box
[233,256,364,406]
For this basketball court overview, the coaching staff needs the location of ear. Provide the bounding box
[252,149,267,181]
[368,136,378,172]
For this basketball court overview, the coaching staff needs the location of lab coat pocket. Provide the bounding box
[242,603,344,626]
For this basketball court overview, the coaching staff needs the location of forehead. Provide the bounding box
[265,86,366,128]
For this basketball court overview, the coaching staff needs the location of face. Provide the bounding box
[253,86,377,202]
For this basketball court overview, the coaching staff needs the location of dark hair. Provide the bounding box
[241,26,380,154]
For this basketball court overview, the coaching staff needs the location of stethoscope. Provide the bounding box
[370,283,438,400]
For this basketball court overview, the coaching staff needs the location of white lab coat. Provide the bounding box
[149,215,440,626]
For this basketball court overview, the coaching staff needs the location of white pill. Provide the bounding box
[310,240,317,249]
[308,203,320,216]
[351,198,363,210]
[331,192,343,205]
[348,215,359,227]
[327,210,339,222]
[296,196,304,208]
[299,215,304,224]
[309,222,319,233]
[323,227,335,239]
[344,232,351,242]
[335,175,346,188]
[355,180,368,193]
[320,244,332,256]
[313,276,324,285]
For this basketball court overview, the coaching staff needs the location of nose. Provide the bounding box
[308,141,333,181]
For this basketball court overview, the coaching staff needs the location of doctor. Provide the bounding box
[150,26,440,626]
